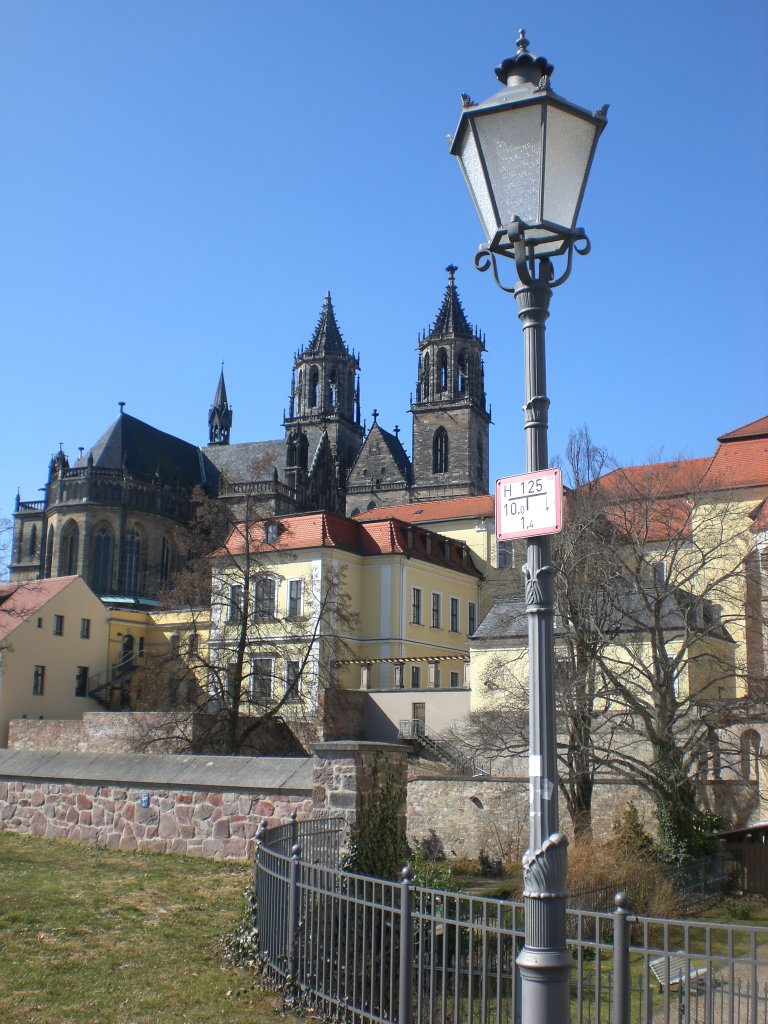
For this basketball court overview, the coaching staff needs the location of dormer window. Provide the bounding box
[265,522,279,545]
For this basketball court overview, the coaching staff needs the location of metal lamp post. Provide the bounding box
[450,30,607,1023]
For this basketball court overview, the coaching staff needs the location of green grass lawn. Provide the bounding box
[0,832,304,1024]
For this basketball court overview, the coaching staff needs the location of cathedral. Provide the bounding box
[10,267,491,601]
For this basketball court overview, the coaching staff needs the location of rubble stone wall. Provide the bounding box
[0,777,312,859]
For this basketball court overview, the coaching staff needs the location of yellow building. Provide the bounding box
[206,511,482,746]
[0,577,110,745]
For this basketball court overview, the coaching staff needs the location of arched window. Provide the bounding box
[457,350,467,394]
[476,436,484,480]
[433,428,449,474]
[61,521,79,576]
[123,528,142,596]
[367,501,377,511]
[91,525,113,595]
[309,366,319,407]
[422,353,430,399]
[328,369,337,409]
[28,524,37,558]
[438,349,448,392]
[160,536,172,583]
[44,526,55,578]
[297,431,308,470]
[741,730,761,780]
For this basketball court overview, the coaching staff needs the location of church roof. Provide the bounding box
[211,368,230,412]
[78,412,211,490]
[349,422,412,485]
[355,493,494,524]
[204,439,288,483]
[304,292,348,356]
[428,265,476,339]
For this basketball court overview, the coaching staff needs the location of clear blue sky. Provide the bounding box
[1,1,766,520]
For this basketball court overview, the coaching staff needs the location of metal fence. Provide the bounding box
[253,817,768,1024]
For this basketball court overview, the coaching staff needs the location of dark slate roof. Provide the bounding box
[77,413,212,490]
[377,425,412,480]
[204,439,288,483]
[428,265,475,339]
[304,292,348,355]
[211,368,230,412]
[472,590,734,645]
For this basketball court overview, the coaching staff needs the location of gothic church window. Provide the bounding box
[28,524,37,557]
[309,366,319,407]
[62,521,79,576]
[422,353,430,399]
[438,349,448,392]
[328,369,338,409]
[476,436,484,480]
[91,525,113,595]
[123,528,143,596]
[44,526,54,578]
[457,350,467,394]
[433,428,449,474]
[160,536,172,583]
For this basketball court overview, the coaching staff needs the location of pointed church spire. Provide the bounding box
[307,292,347,354]
[429,264,474,338]
[208,364,233,445]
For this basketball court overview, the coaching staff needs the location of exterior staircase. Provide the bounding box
[398,719,491,777]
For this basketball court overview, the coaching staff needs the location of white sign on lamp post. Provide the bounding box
[495,468,563,540]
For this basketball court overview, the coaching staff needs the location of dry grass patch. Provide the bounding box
[0,832,303,1024]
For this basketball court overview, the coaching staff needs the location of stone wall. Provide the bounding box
[407,774,657,862]
[312,741,408,832]
[0,750,314,860]
[8,712,184,754]
[0,742,408,861]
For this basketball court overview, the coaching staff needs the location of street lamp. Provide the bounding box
[450,29,607,1023]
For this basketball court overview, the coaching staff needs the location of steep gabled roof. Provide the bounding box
[77,412,210,490]
[0,576,81,641]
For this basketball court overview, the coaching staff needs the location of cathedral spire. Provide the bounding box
[306,292,347,354]
[208,364,233,445]
[429,264,474,339]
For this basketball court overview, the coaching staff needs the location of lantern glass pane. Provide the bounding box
[457,125,498,242]
[542,106,598,229]
[474,104,542,226]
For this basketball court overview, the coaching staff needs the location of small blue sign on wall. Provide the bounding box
[141,793,150,808]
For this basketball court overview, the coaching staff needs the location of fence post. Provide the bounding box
[287,842,301,1001]
[290,808,298,849]
[253,818,268,890]
[398,865,414,1024]
[613,891,631,1024]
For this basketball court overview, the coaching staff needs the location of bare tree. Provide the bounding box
[462,430,759,857]
[133,485,357,755]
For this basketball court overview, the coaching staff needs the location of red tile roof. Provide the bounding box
[0,576,80,642]
[354,494,495,524]
[717,415,768,443]
[214,511,481,576]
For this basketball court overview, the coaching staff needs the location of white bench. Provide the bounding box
[649,952,709,991]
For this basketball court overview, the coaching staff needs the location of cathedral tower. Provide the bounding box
[208,366,233,445]
[284,293,364,481]
[410,266,490,499]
